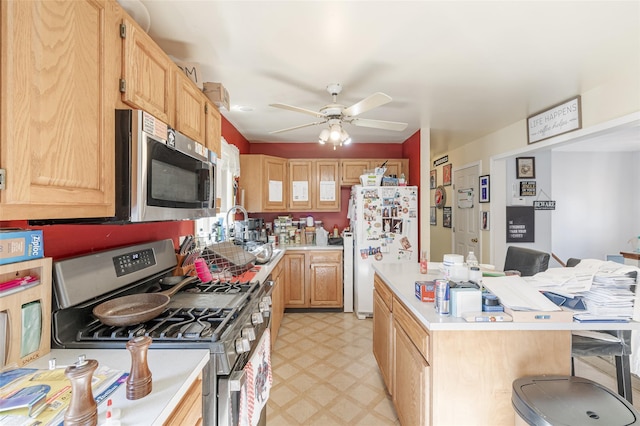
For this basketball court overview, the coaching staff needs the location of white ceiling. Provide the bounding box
[134,1,640,153]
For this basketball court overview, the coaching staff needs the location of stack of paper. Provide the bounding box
[525,268,593,296]
[575,272,636,321]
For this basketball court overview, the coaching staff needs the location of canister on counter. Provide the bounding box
[435,279,450,315]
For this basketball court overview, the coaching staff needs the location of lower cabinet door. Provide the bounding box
[373,289,392,393]
[393,322,430,426]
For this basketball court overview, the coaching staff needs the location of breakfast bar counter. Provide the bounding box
[372,262,639,426]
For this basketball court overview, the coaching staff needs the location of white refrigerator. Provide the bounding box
[349,185,419,319]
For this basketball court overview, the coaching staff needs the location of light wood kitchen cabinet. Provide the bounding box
[392,298,430,425]
[270,257,285,347]
[308,250,343,307]
[283,252,306,307]
[340,160,370,186]
[164,372,203,426]
[287,159,340,212]
[174,69,207,144]
[205,102,222,158]
[340,159,409,186]
[288,160,314,211]
[314,160,340,211]
[373,275,393,393]
[393,318,430,426]
[239,155,288,212]
[120,15,174,125]
[0,0,121,221]
[284,250,343,308]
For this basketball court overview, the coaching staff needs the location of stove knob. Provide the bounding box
[259,301,270,312]
[262,295,272,306]
[242,327,256,341]
[251,312,264,325]
[234,338,251,354]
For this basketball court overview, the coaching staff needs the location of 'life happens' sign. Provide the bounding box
[527,96,581,144]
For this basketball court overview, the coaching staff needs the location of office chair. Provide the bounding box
[567,258,635,403]
[503,246,550,276]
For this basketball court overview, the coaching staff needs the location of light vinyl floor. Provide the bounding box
[267,312,639,425]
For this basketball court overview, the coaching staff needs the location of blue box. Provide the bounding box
[0,229,44,266]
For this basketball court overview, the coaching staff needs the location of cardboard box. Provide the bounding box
[203,82,230,111]
[0,229,44,266]
[415,280,435,302]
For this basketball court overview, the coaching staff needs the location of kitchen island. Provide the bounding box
[372,262,640,426]
[26,349,209,425]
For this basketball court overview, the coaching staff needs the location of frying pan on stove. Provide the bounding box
[92,276,198,326]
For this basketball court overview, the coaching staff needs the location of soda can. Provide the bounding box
[435,279,450,315]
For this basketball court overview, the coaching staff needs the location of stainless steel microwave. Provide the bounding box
[114,109,216,222]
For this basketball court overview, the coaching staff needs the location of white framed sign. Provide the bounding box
[527,96,581,144]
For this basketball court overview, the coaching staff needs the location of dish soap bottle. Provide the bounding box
[466,251,478,268]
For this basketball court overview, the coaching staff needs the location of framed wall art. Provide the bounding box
[481,211,490,230]
[443,207,452,228]
[443,163,452,186]
[430,169,437,189]
[516,157,535,179]
[434,185,446,209]
[430,206,437,226]
[479,175,490,203]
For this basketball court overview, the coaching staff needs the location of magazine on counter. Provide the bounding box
[0,364,128,426]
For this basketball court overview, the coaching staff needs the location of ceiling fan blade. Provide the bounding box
[269,121,325,134]
[349,118,408,131]
[342,92,392,117]
[269,103,326,118]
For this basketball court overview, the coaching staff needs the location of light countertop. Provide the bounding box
[26,348,209,425]
[373,262,640,332]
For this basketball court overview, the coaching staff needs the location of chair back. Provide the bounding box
[503,246,550,276]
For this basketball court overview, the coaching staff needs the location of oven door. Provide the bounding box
[136,129,215,222]
[218,328,271,426]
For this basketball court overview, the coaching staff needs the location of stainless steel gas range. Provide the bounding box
[51,239,272,426]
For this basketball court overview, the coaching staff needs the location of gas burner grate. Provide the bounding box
[76,307,237,342]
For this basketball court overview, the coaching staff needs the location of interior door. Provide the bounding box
[454,164,480,258]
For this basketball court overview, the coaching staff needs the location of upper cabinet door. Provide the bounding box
[314,160,340,211]
[0,0,119,220]
[174,70,206,143]
[288,160,313,211]
[205,102,221,158]
[121,16,173,125]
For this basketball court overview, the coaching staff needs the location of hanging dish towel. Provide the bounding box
[241,328,272,426]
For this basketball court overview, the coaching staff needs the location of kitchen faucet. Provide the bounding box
[225,205,248,242]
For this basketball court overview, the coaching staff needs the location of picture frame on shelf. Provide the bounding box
[443,207,452,228]
[430,206,437,226]
[479,175,490,203]
[516,157,535,179]
[430,169,437,189]
[443,163,452,186]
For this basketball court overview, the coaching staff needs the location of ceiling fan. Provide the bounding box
[269,83,408,143]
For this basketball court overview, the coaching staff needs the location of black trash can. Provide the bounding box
[512,375,640,426]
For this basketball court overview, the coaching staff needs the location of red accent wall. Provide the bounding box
[222,116,250,154]
[0,220,194,261]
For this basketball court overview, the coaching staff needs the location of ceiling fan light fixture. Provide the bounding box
[329,124,342,141]
[340,129,351,145]
[318,128,330,144]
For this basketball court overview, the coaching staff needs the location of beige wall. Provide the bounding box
[429,70,640,265]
